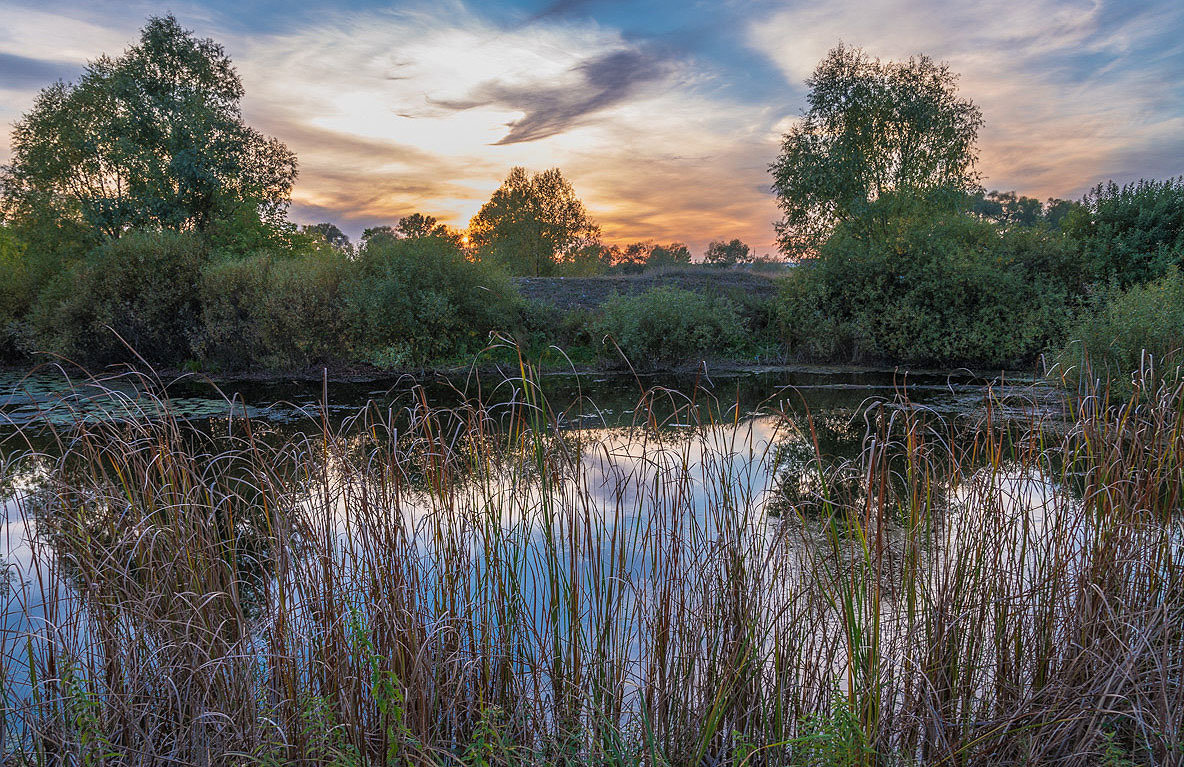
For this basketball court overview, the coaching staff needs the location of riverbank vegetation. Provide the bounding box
[0,17,1180,386]
[0,15,1182,767]
[2,361,1180,765]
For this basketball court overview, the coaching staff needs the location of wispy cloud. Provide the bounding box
[431,47,673,145]
[0,0,1180,252]
[746,0,1184,199]
[232,3,780,249]
[0,52,78,88]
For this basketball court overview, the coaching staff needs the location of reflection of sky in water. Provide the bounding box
[2,374,1171,728]
[2,477,86,708]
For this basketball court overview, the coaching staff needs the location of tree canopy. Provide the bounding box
[770,44,983,256]
[1063,177,1184,286]
[705,239,753,267]
[0,15,296,240]
[302,222,351,251]
[468,167,599,276]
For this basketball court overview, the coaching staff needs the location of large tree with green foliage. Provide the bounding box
[1,15,296,241]
[770,45,983,256]
[468,167,599,276]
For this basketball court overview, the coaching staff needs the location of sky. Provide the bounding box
[1,0,1182,254]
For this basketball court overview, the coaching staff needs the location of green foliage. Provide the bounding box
[1050,270,1184,395]
[593,286,745,366]
[646,242,692,269]
[777,201,1080,367]
[203,202,302,259]
[968,189,1079,228]
[704,238,752,267]
[397,212,454,240]
[0,15,295,240]
[348,234,518,365]
[468,167,599,276]
[0,225,30,357]
[287,694,362,767]
[1100,730,1140,767]
[791,697,872,767]
[555,241,616,276]
[301,222,352,252]
[555,241,693,276]
[361,214,460,249]
[0,211,98,361]
[1064,177,1184,286]
[29,231,208,364]
[198,245,353,371]
[771,44,983,256]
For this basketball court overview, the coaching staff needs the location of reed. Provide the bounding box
[1,359,1180,766]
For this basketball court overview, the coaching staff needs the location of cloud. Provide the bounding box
[0,7,136,64]
[432,48,672,144]
[0,52,78,88]
[746,0,1184,199]
[2,0,1178,254]
[232,4,782,250]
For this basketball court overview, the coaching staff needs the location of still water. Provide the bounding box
[0,365,1071,715]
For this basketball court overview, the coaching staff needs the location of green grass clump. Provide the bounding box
[1049,269,1184,396]
[593,286,746,366]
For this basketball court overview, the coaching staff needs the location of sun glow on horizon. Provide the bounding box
[1,0,1181,251]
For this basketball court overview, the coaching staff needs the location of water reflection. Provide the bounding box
[6,366,1176,765]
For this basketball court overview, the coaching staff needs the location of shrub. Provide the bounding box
[778,205,1081,368]
[775,266,856,361]
[1049,270,1184,394]
[0,226,30,359]
[198,246,354,371]
[593,286,744,366]
[1064,177,1184,287]
[348,235,518,365]
[29,231,208,365]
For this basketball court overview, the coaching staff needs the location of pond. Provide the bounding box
[0,364,1178,765]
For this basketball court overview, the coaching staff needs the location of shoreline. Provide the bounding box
[0,355,1044,388]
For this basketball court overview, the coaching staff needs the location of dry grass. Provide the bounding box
[0,356,1181,766]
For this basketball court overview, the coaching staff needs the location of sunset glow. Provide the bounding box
[1,0,1181,253]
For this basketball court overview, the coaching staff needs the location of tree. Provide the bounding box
[705,239,752,267]
[557,241,617,276]
[361,214,457,251]
[646,243,692,269]
[776,198,1081,367]
[970,191,1043,227]
[770,45,983,256]
[361,225,397,247]
[1043,198,1078,230]
[468,167,599,276]
[615,242,652,272]
[302,222,351,251]
[1063,177,1184,286]
[396,213,449,239]
[0,15,296,240]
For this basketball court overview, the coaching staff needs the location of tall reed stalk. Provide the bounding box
[0,360,1180,766]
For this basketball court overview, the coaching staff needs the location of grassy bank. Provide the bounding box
[1,360,1180,765]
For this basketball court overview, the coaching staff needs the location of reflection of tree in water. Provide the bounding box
[325,395,593,508]
[0,557,11,598]
[767,407,872,521]
[20,421,292,625]
[765,401,1080,607]
[773,403,1059,516]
